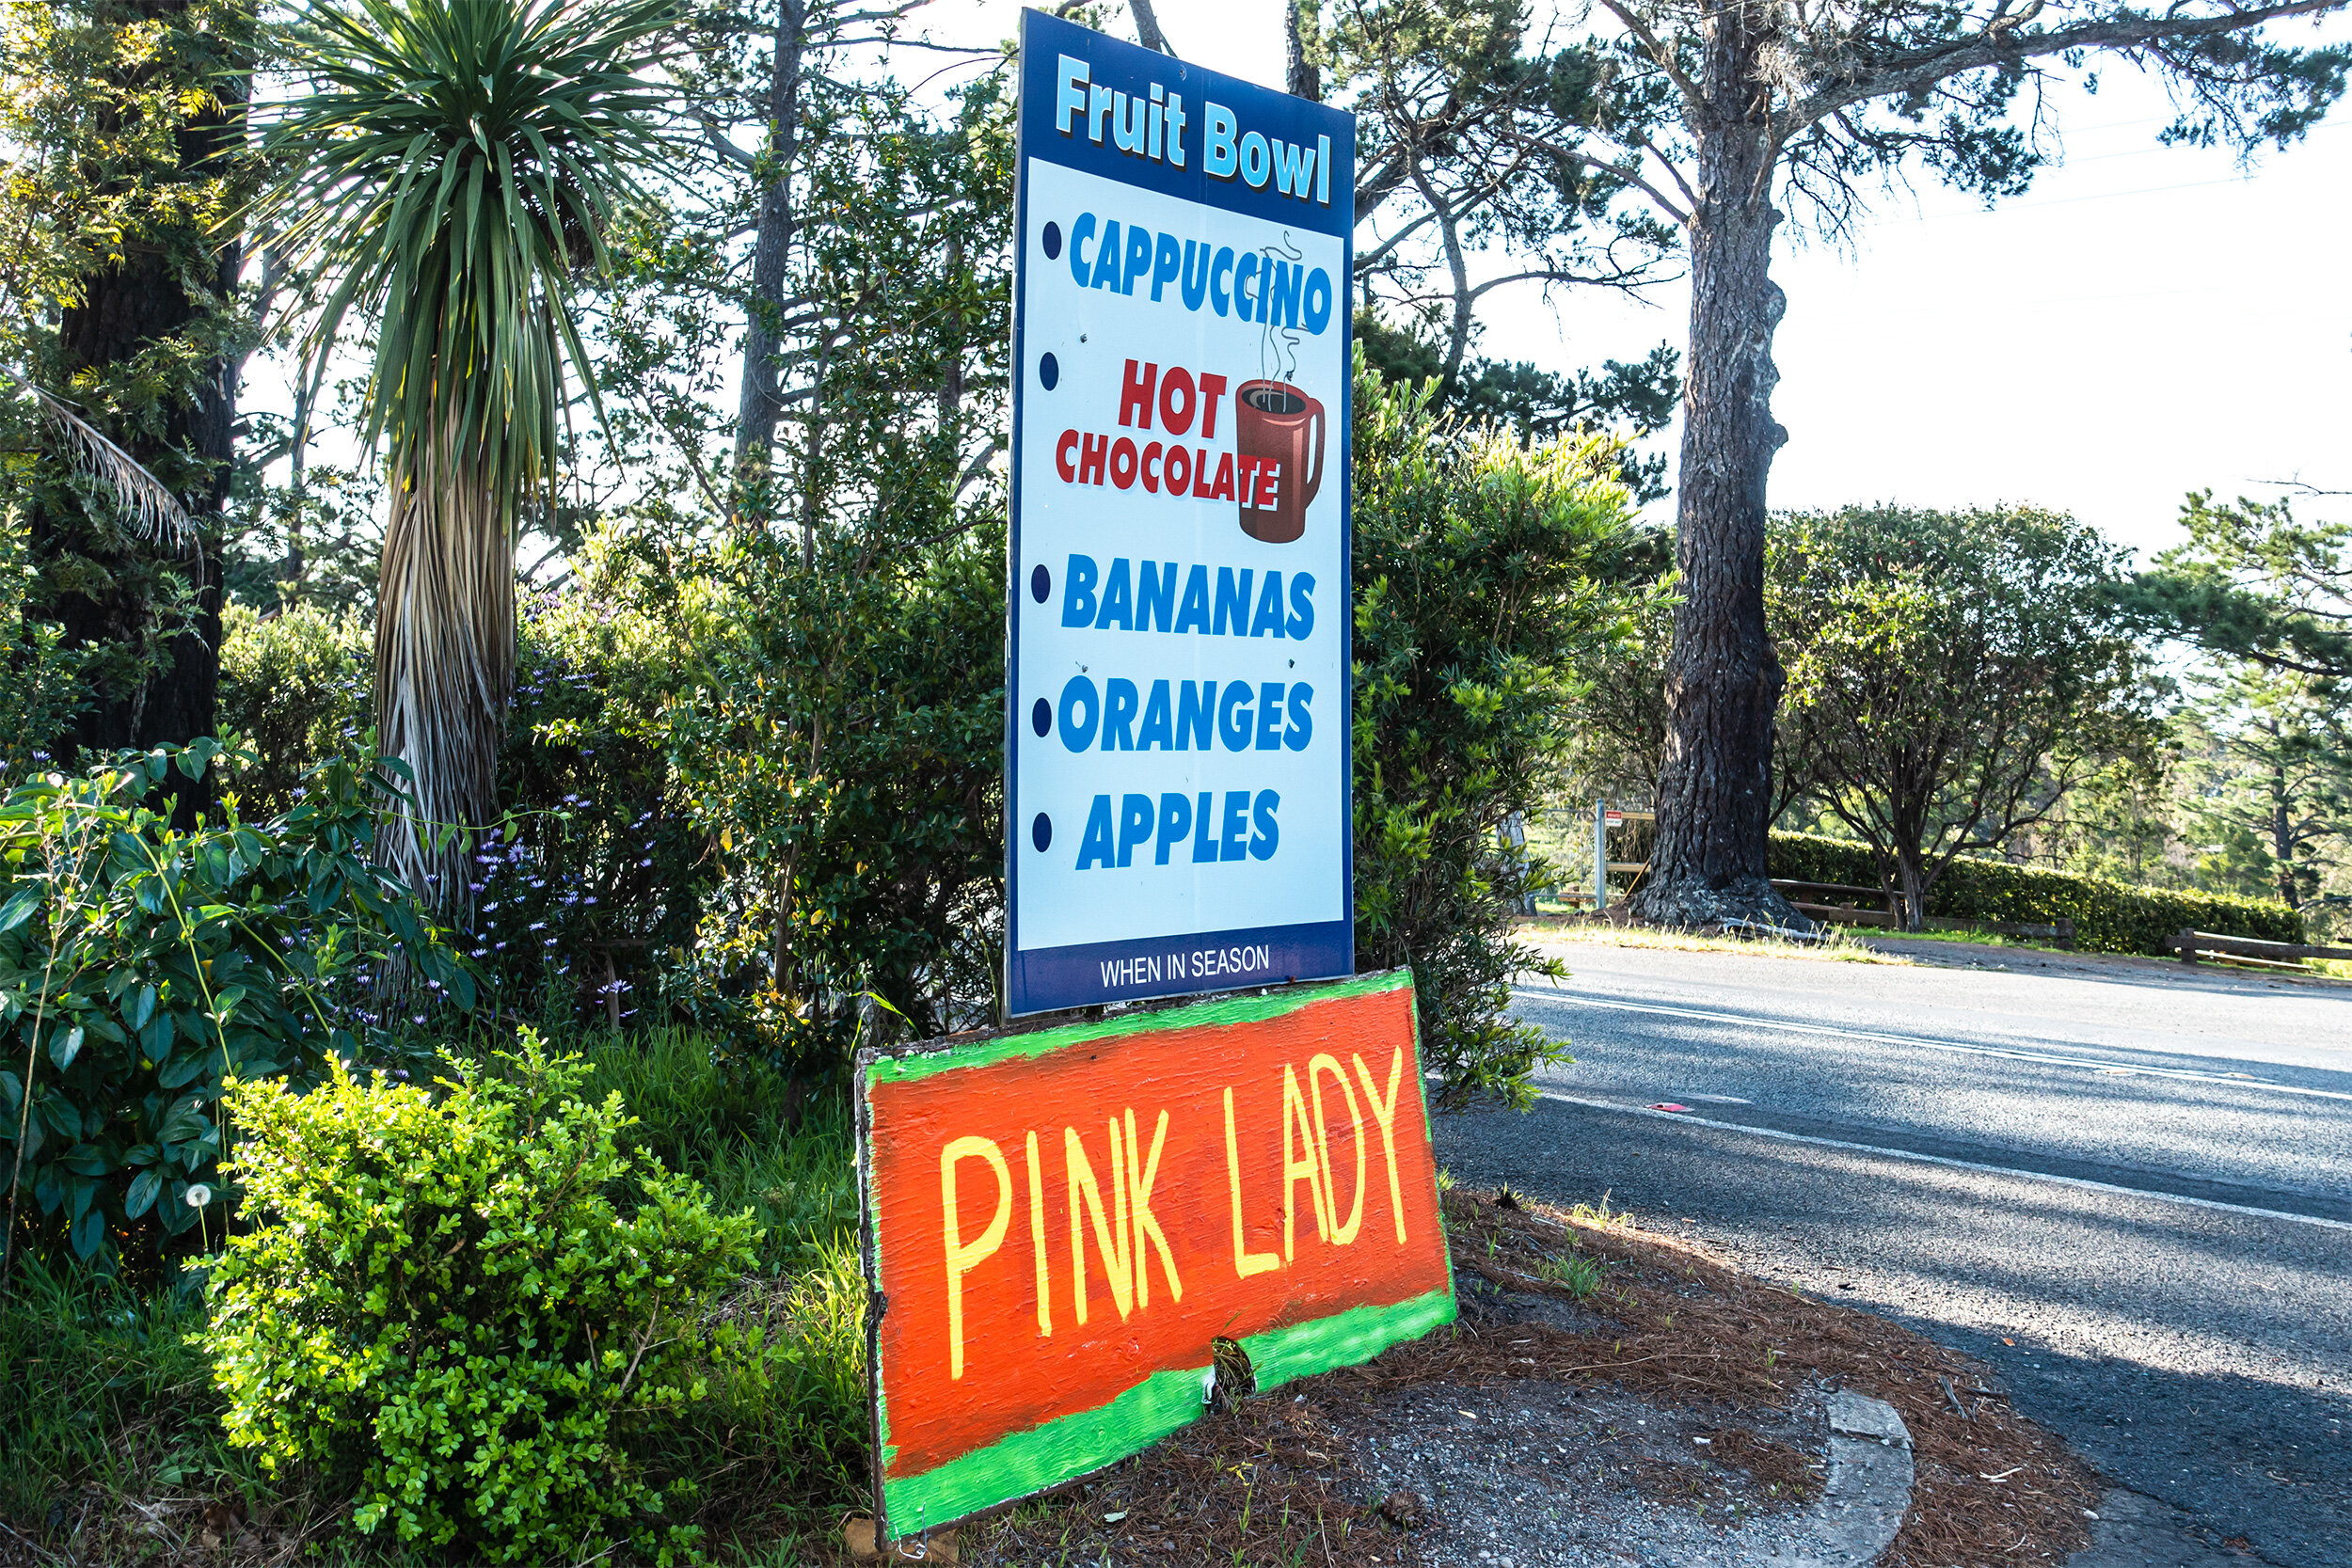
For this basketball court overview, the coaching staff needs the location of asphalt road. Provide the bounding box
[1428,939,2352,1567]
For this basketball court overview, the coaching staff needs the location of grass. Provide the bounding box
[0,1024,870,1566]
[1519,915,1904,965]
[0,1254,246,1533]
[1868,926,2080,957]
[1534,1250,1607,1298]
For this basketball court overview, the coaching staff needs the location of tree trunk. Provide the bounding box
[28,0,244,806]
[1129,0,1174,55]
[373,428,514,915]
[734,0,808,474]
[1632,16,1803,931]
[1896,848,1927,933]
[1284,1,1321,101]
[2272,770,2296,909]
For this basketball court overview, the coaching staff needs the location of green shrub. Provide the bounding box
[568,1035,870,1539]
[661,509,1006,1062]
[1769,831,2302,954]
[574,1029,857,1271]
[442,546,723,1028]
[204,1031,761,1563]
[1351,356,1661,1103]
[215,603,371,816]
[0,744,469,1271]
[0,515,87,784]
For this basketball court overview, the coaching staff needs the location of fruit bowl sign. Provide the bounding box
[856,971,1454,1539]
[1006,8,1357,1016]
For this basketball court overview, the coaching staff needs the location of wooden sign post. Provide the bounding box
[855,969,1453,1539]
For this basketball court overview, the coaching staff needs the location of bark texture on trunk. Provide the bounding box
[734,0,808,472]
[374,431,514,915]
[2272,772,2296,909]
[1896,850,1927,933]
[1284,1,1321,101]
[1631,9,1804,929]
[1129,0,1174,55]
[29,0,243,788]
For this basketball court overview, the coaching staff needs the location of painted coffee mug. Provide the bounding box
[1233,379,1325,544]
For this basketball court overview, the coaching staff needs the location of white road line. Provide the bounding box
[1509,986,2352,1104]
[1538,1093,2352,1233]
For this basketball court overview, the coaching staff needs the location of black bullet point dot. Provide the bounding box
[1040,352,1059,390]
[1041,221,1061,261]
[1030,563,1051,603]
[1031,813,1053,852]
[1031,697,1051,736]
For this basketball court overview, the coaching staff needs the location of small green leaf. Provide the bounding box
[50,1025,84,1070]
[158,1053,209,1089]
[125,1168,163,1219]
[0,885,39,933]
[70,1208,105,1259]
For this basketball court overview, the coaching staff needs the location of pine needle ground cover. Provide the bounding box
[898,1189,2099,1568]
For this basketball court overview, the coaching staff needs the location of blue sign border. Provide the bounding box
[1005,8,1356,1018]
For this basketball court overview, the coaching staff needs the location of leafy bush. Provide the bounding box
[1769,831,2302,954]
[1351,356,1659,1103]
[215,603,370,816]
[568,1037,872,1539]
[462,556,719,1026]
[662,510,1005,1065]
[0,514,87,785]
[0,744,469,1271]
[205,1031,761,1563]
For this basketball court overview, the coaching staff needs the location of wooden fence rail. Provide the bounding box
[2168,929,2352,968]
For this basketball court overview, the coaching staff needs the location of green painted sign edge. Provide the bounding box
[862,968,1413,1089]
[879,1286,1456,1530]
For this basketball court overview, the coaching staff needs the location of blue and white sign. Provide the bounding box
[1006,10,1356,1017]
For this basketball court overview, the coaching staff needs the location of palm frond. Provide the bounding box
[12,378,195,543]
[255,0,675,524]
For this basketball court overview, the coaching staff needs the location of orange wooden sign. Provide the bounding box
[854,969,1452,1537]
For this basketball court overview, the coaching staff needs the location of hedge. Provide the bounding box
[1768,832,2303,956]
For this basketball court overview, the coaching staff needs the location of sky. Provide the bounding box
[244,1,2352,566]
[892,0,2352,562]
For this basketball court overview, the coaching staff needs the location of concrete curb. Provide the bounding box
[1758,1392,1915,1568]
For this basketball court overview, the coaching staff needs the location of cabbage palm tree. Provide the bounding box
[256,0,672,909]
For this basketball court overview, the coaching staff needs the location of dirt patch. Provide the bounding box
[866,1189,2101,1568]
